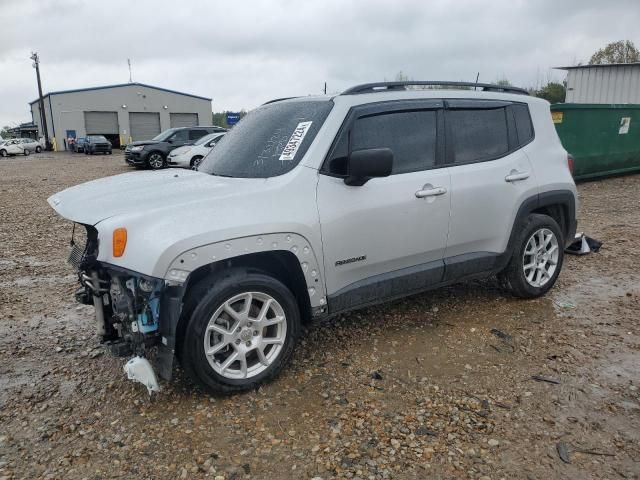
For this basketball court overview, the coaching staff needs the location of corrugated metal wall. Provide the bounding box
[566,65,640,104]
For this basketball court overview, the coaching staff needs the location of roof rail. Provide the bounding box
[262,96,299,105]
[342,81,529,96]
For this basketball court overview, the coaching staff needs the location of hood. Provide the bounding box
[47,169,263,226]
[129,140,163,147]
[168,145,192,157]
[48,166,321,279]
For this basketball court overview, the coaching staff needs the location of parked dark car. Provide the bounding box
[73,137,87,153]
[84,135,113,155]
[124,126,226,170]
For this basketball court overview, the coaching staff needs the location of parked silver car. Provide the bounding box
[49,81,577,394]
[18,138,43,153]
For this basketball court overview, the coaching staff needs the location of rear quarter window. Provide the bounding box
[447,108,509,163]
[512,103,534,145]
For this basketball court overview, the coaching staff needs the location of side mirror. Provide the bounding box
[344,148,393,186]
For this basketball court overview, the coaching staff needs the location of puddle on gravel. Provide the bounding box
[552,272,639,314]
[0,259,17,270]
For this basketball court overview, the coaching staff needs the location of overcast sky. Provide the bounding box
[0,0,638,127]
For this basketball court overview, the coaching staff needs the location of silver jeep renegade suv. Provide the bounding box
[49,81,577,394]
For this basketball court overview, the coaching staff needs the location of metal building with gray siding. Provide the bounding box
[557,63,640,104]
[29,82,212,150]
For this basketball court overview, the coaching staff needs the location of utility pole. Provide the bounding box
[324,82,327,95]
[127,58,133,82]
[30,52,51,150]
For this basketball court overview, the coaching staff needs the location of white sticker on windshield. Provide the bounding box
[279,121,313,161]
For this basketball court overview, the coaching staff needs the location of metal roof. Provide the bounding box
[29,82,212,104]
[555,62,640,70]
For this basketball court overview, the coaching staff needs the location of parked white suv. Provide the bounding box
[48,81,577,394]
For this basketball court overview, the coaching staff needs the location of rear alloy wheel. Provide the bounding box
[23,149,30,156]
[522,228,560,288]
[190,156,204,170]
[35,146,42,153]
[499,213,564,298]
[147,152,165,170]
[0,150,7,157]
[181,270,300,394]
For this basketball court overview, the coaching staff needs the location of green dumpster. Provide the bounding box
[550,103,640,180]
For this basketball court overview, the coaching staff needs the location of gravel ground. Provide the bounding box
[0,151,639,480]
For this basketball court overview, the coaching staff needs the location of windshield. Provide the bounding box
[152,129,177,141]
[195,132,221,146]
[199,100,333,178]
[87,135,108,142]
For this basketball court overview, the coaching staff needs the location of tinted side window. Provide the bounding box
[512,104,534,145]
[447,108,509,163]
[189,129,206,140]
[350,110,437,175]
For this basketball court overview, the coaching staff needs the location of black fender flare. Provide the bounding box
[496,189,577,272]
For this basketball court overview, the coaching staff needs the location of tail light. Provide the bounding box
[567,154,575,176]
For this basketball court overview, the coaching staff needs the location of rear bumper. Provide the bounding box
[88,145,112,153]
[566,218,578,248]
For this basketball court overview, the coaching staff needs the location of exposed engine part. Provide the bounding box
[124,356,160,394]
[107,340,133,357]
[67,222,169,387]
[91,271,106,336]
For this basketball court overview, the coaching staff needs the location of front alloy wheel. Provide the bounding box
[181,269,300,394]
[204,292,287,380]
[147,152,165,170]
[190,156,203,170]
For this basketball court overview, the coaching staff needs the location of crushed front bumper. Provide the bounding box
[69,228,184,384]
[124,150,148,166]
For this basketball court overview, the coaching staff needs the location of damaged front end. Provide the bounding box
[69,224,183,392]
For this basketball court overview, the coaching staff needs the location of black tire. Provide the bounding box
[180,268,301,394]
[0,149,7,157]
[35,146,42,153]
[499,213,564,299]
[190,156,204,170]
[147,152,166,170]
[23,149,30,156]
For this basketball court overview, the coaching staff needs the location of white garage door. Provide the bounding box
[129,112,161,141]
[170,113,199,128]
[84,111,119,134]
